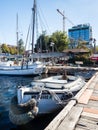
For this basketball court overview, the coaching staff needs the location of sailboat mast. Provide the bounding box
[16,13,19,54]
[32,0,36,54]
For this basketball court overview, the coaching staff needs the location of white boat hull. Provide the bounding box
[0,68,43,75]
[9,75,85,125]
[0,61,46,75]
[17,75,85,113]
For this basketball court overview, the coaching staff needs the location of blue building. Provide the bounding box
[68,24,92,49]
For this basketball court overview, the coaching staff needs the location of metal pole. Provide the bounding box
[93,38,96,53]
[32,0,36,54]
[16,13,19,54]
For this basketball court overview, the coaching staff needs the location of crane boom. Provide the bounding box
[57,9,74,32]
[57,9,65,17]
[57,9,65,32]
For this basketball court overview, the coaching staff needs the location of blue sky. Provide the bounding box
[0,0,98,49]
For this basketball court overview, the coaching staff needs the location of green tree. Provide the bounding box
[35,34,49,52]
[77,40,89,50]
[9,47,18,55]
[95,45,98,53]
[49,31,69,52]
[18,39,25,54]
[35,31,69,52]
[1,44,10,53]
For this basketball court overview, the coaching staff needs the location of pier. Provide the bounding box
[44,71,98,130]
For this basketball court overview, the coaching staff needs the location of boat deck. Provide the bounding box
[45,72,98,130]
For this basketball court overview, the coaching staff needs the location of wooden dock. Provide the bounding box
[44,72,98,130]
[47,65,97,75]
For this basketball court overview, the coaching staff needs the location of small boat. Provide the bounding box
[9,74,85,125]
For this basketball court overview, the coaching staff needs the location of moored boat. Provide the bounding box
[0,60,47,76]
[9,74,85,125]
[0,0,48,76]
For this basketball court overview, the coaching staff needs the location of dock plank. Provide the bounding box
[81,111,98,122]
[57,106,83,130]
[90,95,98,101]
[95,84,98,90]
[83,107,98,114]
[75,73,97,100]
[88,100,98,108]
[75,127,86,130]
[88,82,96,89]
[76,118,98,130]
[93,90,98,95]
[78,89,93,104]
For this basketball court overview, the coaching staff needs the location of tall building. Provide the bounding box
[68,23,92,49]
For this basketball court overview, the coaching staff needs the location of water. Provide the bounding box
[0,74,58,130]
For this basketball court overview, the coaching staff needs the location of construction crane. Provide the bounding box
[57,9,74,32]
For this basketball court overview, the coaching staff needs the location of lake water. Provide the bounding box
[0,74,59,130]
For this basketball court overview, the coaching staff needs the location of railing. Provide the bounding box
[30,52,67,58]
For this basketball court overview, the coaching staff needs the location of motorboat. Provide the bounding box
[9,74,85,125]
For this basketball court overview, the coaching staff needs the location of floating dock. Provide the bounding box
[45,72,98,130]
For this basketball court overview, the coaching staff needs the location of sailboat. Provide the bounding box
[0,0,47,76]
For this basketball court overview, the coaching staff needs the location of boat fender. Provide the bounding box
[19,98,36,110]
[9,96,39,125]
[21,99,39,116]
[30,106,39,116]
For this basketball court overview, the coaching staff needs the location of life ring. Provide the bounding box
[9,96,38,125]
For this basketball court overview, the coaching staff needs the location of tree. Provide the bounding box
[35,33,50,53]
[35,31,69,52]
[1,44,10,53]
[76,40,90,51]
[95,45,98,53]
[49,31,69,52]
[9,47,18,55]
[18,39,25,54]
